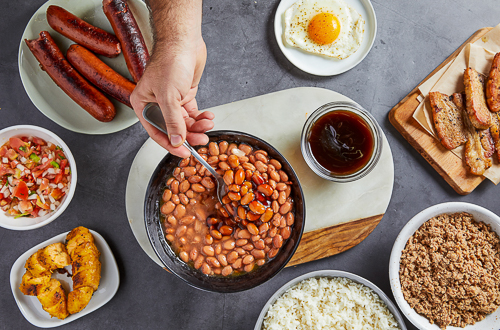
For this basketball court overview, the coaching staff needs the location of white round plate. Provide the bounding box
[254,270,406,330]
[18,0,152,134]
[389,202,500,330]
[125,87,393,268]
[274,0,377,76]
[10,229,119,328]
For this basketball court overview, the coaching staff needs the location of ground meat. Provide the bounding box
[399,212,500,329]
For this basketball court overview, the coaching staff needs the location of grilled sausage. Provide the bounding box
[67,44,135,107]
[103,0,149,82]
[25,31,116,122]
[46,5,121,58]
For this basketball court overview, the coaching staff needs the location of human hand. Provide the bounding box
[130,37,214,158]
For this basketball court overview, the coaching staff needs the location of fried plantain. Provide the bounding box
[429,91,468,149]
[464,67,492,129]
[486,52,500,112]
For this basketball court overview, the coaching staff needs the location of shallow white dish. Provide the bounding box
[254,269,406,330]
[0,125,77,231]
[18,0,152,134]
[389,202,500,330]
[274,0,377,76]
[10,229,119,328]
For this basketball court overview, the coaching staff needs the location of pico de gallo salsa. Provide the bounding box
[0,136,71,218]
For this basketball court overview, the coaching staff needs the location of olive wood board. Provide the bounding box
[126,87,394,270]
[389,28,492,195]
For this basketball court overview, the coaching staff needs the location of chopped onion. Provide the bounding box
[26,183,34,187]
[39,194,46,205]
[2,157,7,164]
[7,177,13,185]
[57,183,64,189]
[20,157,27,163]
[39,210,47,217]
[47,142,53,147]
[16,164,26,171]
[50,204,55,211]
[0,186,6,194]
[49,195,55,204]
[49,183,57,189]
[28,194,37,200]
[47,168,55,175]
[42,157,48,164]
[36,178,42,185]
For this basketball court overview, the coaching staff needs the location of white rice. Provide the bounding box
[262,277,400,330]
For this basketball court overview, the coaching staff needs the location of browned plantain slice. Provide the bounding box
[429,91,467,149]
[36,279,69,320]
[486,52,500,112]
[464,67,492,129]
[67,287,94,314]
[37,243,72,270]
[453,93,491,175]
[490,112,500,161]
[19,270,51,296]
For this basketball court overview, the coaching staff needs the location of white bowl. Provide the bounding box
[0,125,77,230]
[10,229,120,328]
[255,270,406,330]
[389,202,500,330]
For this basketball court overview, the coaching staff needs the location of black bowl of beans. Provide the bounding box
[144,131,305,293]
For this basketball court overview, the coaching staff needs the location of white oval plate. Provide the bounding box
[18,0,152,134]
[389,202,500,330]
[10,229,119,328]
[274,0,377,76]
[254,270,406,330]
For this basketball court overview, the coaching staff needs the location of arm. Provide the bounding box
[130,0,214,158]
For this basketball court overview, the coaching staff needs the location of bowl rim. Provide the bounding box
[0,125,77,230]
[254,269,407,330]
[389,202,500,330]
[144,130,306,293]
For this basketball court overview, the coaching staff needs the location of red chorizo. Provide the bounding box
[102,0,149,82]
[46,5,121,58]
[66,44,135,107]
[25,31,116,122]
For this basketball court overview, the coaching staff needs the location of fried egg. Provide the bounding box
[283,0,364,60]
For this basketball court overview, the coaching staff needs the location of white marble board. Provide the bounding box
[125,87,394,267]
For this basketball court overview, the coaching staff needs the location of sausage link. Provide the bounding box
[103,0,149,82]
[46,5,121,57]
[25,31,116,122]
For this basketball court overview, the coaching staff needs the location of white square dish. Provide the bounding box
[10,229,119,328]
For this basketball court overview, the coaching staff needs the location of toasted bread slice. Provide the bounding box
[490,112,500,161]
[464,67,492,129]
[486,52,500,112]
[429,91,467,149]
[453,93,491,175]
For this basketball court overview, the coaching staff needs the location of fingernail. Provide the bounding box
[169,134,183,147]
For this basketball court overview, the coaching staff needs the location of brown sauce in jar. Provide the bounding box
[308,111,374,175]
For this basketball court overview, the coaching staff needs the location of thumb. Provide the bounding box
[160,98,187,148]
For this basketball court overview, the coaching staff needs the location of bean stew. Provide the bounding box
[159,140,296,277]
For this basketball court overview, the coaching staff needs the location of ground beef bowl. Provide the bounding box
[389,202,500,330]
[144,131,305,293]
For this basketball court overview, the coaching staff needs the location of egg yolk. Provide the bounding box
[307,13,341,45]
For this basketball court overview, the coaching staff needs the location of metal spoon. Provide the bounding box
[142,103,229,213]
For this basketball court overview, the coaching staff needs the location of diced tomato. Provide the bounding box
[0,164,15,177]
[32,169,44,179]
[50,188,64,200]
[55,150,66,161]
[39,178,49,192]
[53,172,63,184]
[5,149,18,161]
[33,160,51,172]
[9,137,32,158]
[10,160,19,168]
[0,146,7,157]
[36,196,50,210]
[21,136,29,143]
[0,199,7,207]
[32,137,46,146]
[12,180,29,201]
[18,200,34,214]
[30,208,39,217]
[59,159,68,170]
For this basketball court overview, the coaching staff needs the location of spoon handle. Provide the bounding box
[142,103,219,178]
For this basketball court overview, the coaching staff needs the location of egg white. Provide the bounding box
[283,0,364,60]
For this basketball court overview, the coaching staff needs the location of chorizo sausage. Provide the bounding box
[67,44,135,108]
[102,0,149,82]
[46,5,121,58]
[25,31,116,122]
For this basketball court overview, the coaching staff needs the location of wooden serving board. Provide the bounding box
[126,87,394,270]
[389,28,492,195]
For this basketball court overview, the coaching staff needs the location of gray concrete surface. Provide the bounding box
[1,0,499,329]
